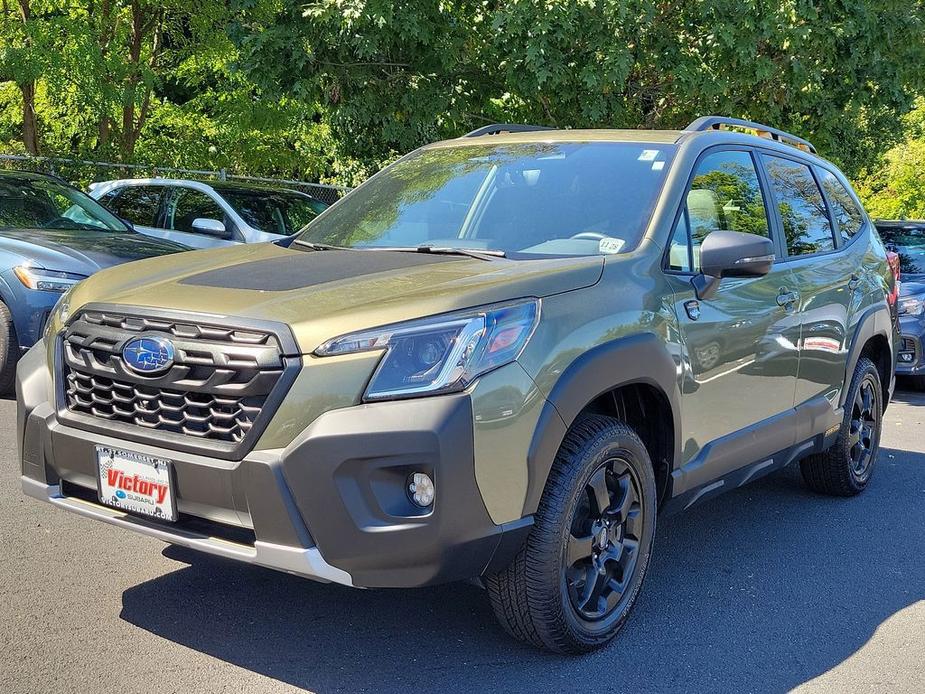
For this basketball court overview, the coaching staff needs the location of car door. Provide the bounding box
[667,148,801,468]
[103,185,166,240]
[759,154,854,408]
[162,187,238,248]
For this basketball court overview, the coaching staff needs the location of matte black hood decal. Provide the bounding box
[179,249,461,291]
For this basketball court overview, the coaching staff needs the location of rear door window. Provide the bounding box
[817,169,865,241]
[763,156,836,256]
[108,186,163,227]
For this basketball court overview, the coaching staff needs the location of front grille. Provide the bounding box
[60,309,293,449]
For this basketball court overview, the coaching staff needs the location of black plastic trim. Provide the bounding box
[280,393,511,587]
[663,395,839,514]
[686,116,817,154]
[53,303,301,462]
[462,123,554,138]
[524,333,681,516]
[840,302,896,410]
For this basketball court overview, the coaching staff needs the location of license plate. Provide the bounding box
[96,446,177,521]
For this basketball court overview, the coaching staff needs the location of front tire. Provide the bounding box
[800,356,882,496]
[0,301,19,394]
[485,415,657,653]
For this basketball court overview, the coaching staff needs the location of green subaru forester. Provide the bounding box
[18,117,897,653]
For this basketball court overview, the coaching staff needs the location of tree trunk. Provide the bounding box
[20,82,39,155]
[16,0,39,154]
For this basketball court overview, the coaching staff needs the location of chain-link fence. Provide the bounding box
[0,154,350,205]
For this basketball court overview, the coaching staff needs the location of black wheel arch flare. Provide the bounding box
[523,333,682,517]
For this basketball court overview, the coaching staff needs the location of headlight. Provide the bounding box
[43,283,78,340]
[898,295,925,317]
[316,299,540,400]
[14,265,87,293]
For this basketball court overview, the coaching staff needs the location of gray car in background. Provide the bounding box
[89,178,328,249]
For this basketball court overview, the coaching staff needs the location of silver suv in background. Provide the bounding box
[89,178,329,248]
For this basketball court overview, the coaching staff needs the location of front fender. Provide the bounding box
[522,333,682,516]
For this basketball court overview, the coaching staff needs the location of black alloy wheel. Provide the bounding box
[564,457,643,621]
[848,373,879,481]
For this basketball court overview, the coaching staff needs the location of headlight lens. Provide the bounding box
[14,265,87,293]
[316,299,540,400]
[43,283,78,339]
[898,295,925,316]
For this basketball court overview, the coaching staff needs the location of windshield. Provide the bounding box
[297,142,675,258]
[0,175,128,232]
[220,188,328,236]
[876,224,925,276]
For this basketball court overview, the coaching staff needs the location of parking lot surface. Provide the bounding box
[1,390,923,694]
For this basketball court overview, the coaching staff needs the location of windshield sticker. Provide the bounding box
[651,161,665,171]
[598,237,625,255]
[638,149,659,162]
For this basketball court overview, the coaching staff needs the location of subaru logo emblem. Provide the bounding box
[122,336,175,375]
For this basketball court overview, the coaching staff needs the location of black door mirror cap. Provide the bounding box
[691,230,775,300]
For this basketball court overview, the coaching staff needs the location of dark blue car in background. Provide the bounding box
[0,171,187,391]
[876,220,925,389]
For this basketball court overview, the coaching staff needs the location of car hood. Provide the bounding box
[0,228,187,273]
[68,241,605,352]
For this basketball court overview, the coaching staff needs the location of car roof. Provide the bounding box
[425,128,684,150]
[875,220,925,227]
[0,169,65,184]
[95,177,321,200]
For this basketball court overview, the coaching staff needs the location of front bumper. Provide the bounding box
[895,318,925,375]
[18,346,530,588]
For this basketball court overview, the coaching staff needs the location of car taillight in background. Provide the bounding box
[886,250,901,308]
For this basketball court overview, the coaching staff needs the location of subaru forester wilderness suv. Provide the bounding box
[18,117,897,653]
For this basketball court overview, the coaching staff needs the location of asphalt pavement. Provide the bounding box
[1,389,923,694]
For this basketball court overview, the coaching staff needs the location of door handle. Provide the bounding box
[847,274,861,291]
[777,288,799,308]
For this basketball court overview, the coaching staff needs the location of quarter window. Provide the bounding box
[818,169,864,241]
[109,186,162,227]
[671,150,770,271]
[763,156,836,256]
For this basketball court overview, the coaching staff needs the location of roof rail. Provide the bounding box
[462,123,554,138]
[686,116,816,155]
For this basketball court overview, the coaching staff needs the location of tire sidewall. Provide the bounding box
[846,363,882,487]
[546,425,657,647]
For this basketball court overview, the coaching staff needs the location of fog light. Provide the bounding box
[408,472,435,507]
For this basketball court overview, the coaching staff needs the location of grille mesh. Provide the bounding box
[61,310,287,445]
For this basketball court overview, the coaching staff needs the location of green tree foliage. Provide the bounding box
[238,0,925,180]
[2,0,925,186]
[855,99,925,219]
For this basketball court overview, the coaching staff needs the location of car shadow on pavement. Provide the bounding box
[120,448,925,693]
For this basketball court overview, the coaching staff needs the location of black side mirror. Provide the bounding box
[692,230,775,300]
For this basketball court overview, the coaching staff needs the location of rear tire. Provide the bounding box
[485,415,657,653]
[0,301,19,395]
[800,357,882,496]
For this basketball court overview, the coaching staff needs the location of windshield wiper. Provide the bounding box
[292,240,351,251]
[364,245,506,261]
